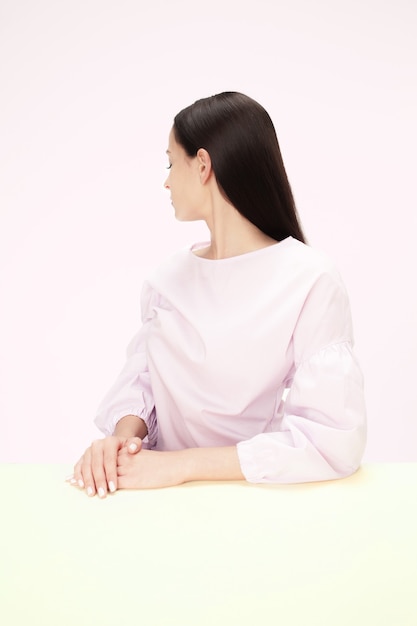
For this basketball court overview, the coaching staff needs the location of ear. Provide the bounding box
[196,148,212,184]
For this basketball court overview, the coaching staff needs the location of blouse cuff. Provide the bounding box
[94,391,158,448]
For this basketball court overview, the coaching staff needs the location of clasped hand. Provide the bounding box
[67,436,186,497]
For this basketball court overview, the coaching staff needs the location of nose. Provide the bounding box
[164,179,170,190]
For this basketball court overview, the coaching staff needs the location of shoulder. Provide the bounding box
[148,244,194,284]
[282,237,338,272]
[138,245,195,311]
[272,238,346,297]
[289,239,349,310]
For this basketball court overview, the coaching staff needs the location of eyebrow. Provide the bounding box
[166,150,171,154]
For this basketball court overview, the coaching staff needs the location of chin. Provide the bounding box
[175,214,194,222]
[172,201,204,222]
[177,212,203,223]
[173,208,194,222]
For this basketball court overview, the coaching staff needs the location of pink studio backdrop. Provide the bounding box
[1,0,416,463]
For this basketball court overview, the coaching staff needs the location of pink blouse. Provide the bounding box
[95,237,366,483]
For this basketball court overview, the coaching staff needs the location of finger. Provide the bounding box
[116,447,130,473]
[90,440,108,498]
[117,447,126,464]
[73,457,86,489]
[116,458,127,476]
[81,447,97,497]
[127,437,143,454]
[102,438,119,494]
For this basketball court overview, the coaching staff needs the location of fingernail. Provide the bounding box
[108,481,116,493]
[87,486,94,496]
[98,487,106,498]
[78,479,85,488]
[128,443,138,452]
[70,478,77,485]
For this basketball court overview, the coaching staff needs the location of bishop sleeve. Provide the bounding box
[236,270,367,484]
[94,283,158,447]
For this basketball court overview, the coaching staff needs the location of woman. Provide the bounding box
[68,92,366,497]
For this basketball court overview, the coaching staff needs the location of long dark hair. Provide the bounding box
[173,92,306,243]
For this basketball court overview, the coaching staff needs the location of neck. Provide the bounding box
[199,193,277,260]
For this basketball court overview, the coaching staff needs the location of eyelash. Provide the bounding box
[166,163,172,170]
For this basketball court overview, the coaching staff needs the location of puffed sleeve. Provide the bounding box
[236,271,367,483]
[94,282,158,447]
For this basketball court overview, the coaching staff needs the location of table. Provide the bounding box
[0,463,416,626]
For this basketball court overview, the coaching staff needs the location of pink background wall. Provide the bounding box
[1,0,416,463]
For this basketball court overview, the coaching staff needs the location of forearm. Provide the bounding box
[114,414,148,439]
[179,446,245,483]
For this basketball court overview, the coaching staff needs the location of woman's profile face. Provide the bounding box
[164,129,205,221]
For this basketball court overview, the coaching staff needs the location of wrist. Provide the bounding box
[114,415,148,439]
[177,446,244,483]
